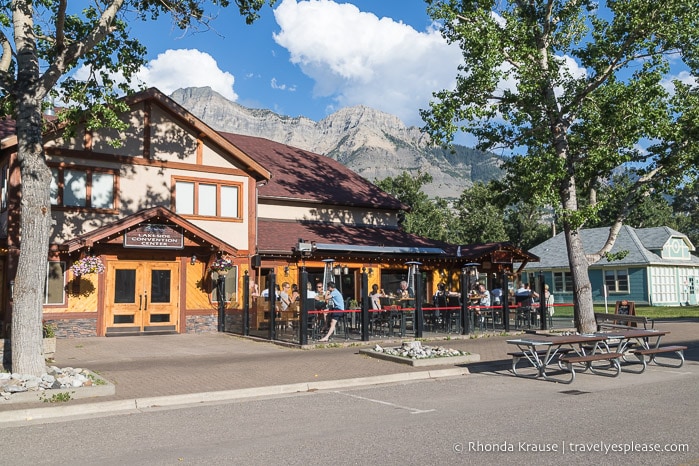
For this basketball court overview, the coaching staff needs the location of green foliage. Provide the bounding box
[422,0,699,330]
[0,0,275,376]
[672,181,699,246]
[40,391,74,403]
[451,181,508,244]
[42,322,56,338]
[376,171,455,241]
[585,175,676,229]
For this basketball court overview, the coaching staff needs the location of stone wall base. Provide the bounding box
[44,318,97,338]
[186,314,217,333]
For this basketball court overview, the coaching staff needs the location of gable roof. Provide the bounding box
[2,88,272,182]
[525,225,699,269]
[59,206,237,255]
[220,133,407,211]
[634,226,694,251]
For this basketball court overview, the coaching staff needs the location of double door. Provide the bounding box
[105,261,179,335]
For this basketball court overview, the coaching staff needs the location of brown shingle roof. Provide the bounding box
[257,219,447,255]
[220,133,406,211]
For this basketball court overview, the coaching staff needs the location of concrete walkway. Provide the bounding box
[1,319,696,423]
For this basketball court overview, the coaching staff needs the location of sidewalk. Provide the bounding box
[1,319,696,422]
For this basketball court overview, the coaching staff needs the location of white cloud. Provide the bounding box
[661,70,698,94]
[272,0,462,126]
[135,49,238,100]
[271,78,297,91]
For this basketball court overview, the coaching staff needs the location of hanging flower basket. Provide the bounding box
[70,256,105,277]
[209,257,234,276]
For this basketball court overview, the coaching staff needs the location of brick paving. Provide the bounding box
[1,319,696,412]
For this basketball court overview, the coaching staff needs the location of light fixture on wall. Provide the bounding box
[342,266,349,275]
[333,264,342,276]
[367,267,373,276]
[284,266,290,277]
[190,255,197,265]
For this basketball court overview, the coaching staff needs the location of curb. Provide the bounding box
[0,367,469,424]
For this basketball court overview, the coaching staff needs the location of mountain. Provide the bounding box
[170,87,504,199]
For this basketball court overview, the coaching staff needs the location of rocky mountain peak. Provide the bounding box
[170,87,503,198]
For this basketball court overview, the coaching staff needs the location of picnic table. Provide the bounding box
[595,328,686,372]
[506,334,614,384]
[507,329,687,383]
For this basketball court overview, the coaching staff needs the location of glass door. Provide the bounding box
[105,261,179,334]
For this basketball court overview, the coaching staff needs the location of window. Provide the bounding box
[0,162,8,212]
[605,269,629,293]
[45,261,66,305]
[50,166,116,210]
[553,271,573,293]
[174,177,241,219]
[212,266,238,302]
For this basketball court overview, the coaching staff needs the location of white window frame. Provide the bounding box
[174,177,242,220]
[605,269,629,293]
[44,261,66,305]
[553,271,574,293]
[50,166,116,211]
[212,266,238,303]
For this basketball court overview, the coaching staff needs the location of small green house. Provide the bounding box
[523,226,699,306]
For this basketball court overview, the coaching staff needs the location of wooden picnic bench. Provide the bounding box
[559,352,623,381]
[595,312,654,330]
[632,345,687,368]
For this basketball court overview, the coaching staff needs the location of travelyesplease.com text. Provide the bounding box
[453,441,689,455]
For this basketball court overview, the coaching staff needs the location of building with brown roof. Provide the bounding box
[0,88,536,340]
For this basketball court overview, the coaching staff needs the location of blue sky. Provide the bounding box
[125,0,460,129]
[118,0,696,147]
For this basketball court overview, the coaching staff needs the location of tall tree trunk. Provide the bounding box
[11,1,52,376]
[564,226,596,333]
[559,177,596,333]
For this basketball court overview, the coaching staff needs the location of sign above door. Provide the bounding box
[124,224,184,249]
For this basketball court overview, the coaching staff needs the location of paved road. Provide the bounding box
[1,358,697,465]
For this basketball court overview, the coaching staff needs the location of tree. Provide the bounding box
[586,174,676,229]
[376,171,455,241]
[672,182,699,246]
[451,181,508,244]
[422,0,699,332]
[0,0,275,376]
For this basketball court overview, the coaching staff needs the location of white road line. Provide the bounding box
[332,391,435,414]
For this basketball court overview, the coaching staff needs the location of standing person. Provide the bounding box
[318,282,344,342]
[544,284,555,326]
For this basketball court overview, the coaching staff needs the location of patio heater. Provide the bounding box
[461,263,479,334]
[321,258,335,293]
[406,261,423,338]
[216,268,229,333]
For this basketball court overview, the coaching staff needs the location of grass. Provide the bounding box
[551,304,699,319]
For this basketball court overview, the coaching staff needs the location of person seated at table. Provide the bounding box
[433,283,449,307]
[474,283,491,327]
[369,284,383,310]
[397,280,414,299]
[279,282,292,312]
[318,282,344,342]
[313,282,327,309]
[290,283,301,303]
[490,282,503,307]
[514,282,538,327]
[515,282,538,303]
[306,281,317,299]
